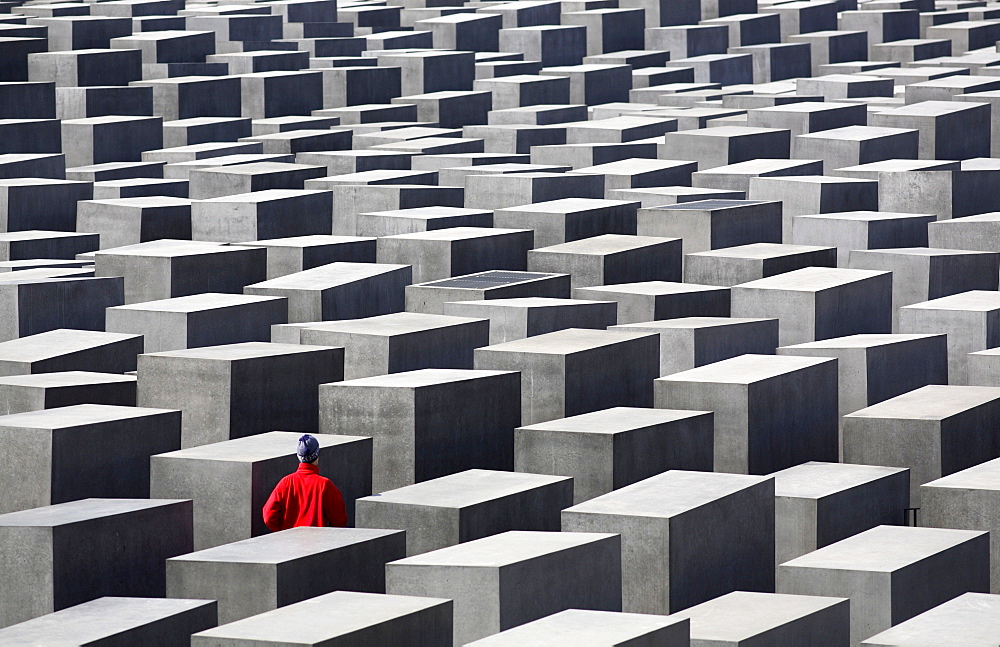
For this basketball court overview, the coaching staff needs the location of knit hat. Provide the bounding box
[297,434,320,463]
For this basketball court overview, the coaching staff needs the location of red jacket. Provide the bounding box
[263,462,348,531]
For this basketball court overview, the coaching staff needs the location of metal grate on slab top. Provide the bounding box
[423,271,557,289]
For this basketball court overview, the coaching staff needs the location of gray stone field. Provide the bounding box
[4,0,1000,643]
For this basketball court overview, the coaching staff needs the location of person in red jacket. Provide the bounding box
[263,434,348,531]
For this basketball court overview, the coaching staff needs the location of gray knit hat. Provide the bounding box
[297,434,320,463]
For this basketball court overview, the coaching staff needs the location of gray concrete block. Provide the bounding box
[899,291,1000,385]
[563,470,774,613]
[244,262,411,322]
[106,293,287,353]
[871,100,991,161]
[0,371,136,415]
[636,199,783,254]
[0,274,125,339]
[612,316,780,376]
[0,329,142,377]
[442,296,617,344]
[319,368,520,492]
[662,126,791,170]
[792,211,936,266]
[61,115,163,168]
[191,189,333,242]
[843,385,1000,505]
[778,525,990,645]
[928,212,1000,252]
[515,407,712,504]
[377,226,533,283]
[475,327,659,425]
[0,498,193,628]
[849,247,1000,331]
[493,198,638,247]
[387,530,621,645]
[465,608,689,646]
[877,169,1000,220]
[299,312,487,378]
[794,125,919,173]
[188,162,326,200]
[0,597,217,646]
[357,206,492,238]
[692,158,825,194]
[137,342,343,448]
[922,458,1000,593]
[747,101,868,139]
[748,175,878,240]
[655,353,839,474]
[0,178,92,232]
[231,235,376,279]
[862,591,1000,645]
[685,243,838,287]
[778,333,948,455]
[770,461,910,567]
[356,468,571,555]
[731,267,893,346]
[94,239,266,304]
[0,230,96,260]
[151,431,371,550]
[527,233,681,289]
[465,172,603,210]
[168,527,405,623]
[191,591,452,647]
[670,591,850,647]
[573,281,731,324]
[77,196,192,249]
[573,158,697,197]
[405,269,570,314]
[0,404,179,514]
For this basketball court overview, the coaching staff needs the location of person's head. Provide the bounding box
[297,434,320,464]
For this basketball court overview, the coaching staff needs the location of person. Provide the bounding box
[263,434,348,531]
